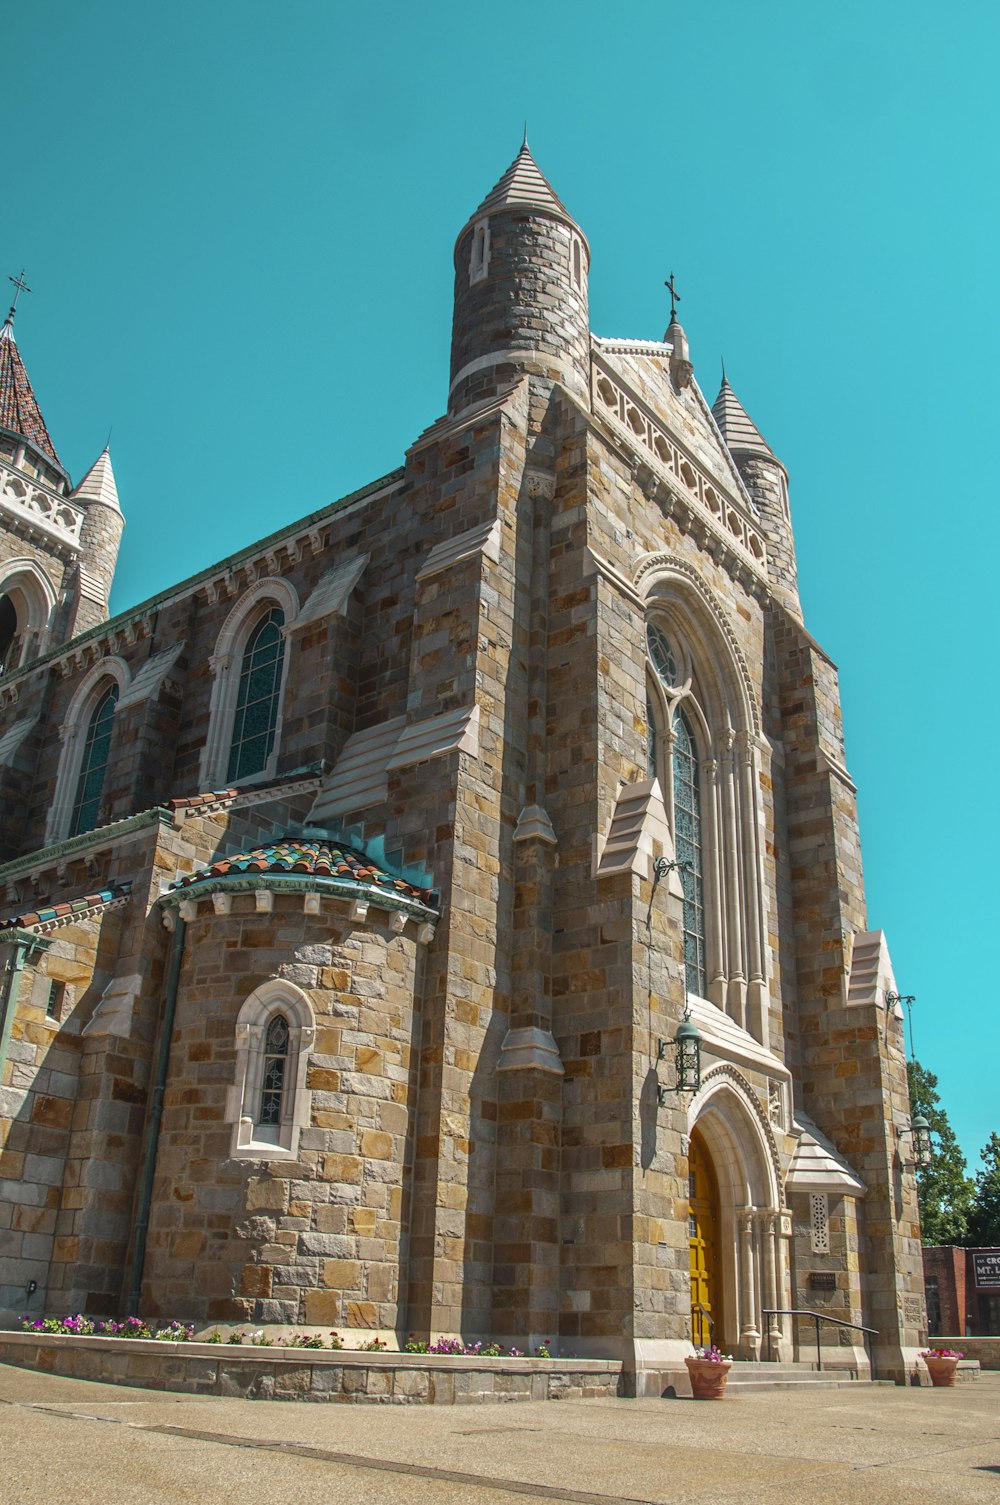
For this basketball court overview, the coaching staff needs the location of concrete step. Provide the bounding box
[724,1361,891,1392]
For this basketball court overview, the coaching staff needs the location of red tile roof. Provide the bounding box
[170,839,438,909]
[0,883,132,934]
[0,322,63,471]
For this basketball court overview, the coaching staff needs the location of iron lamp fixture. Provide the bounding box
[898,1112,933,1167]
[657,1008,702,1102]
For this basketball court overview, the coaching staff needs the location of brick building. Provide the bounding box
[0,142,927,1389]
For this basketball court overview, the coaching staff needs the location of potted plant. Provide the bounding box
[919,1347,963,1387]
[685,1344,733,1399]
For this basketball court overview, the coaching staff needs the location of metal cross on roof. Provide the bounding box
[664,271,681,321]
[6,269,31,325]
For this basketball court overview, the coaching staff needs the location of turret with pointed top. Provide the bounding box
[70,445,125,633]
[449,138,591,415]
[0,289,70,494]
[712,374,800,613]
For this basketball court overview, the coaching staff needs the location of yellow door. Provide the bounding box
[688,1128,722,1348]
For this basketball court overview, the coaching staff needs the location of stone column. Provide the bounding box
[739,1207,761,1357]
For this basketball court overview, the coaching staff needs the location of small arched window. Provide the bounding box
[227,608,286,782]
[70,683,119,836]
[673,708,706,998]
[258,1013,290,1130]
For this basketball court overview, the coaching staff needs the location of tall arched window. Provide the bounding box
[646,621,708,1000]
[673,708,706,997]
[227,607,285,782]
[70,683,119,836]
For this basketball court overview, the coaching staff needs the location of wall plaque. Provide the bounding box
[972,1250,1000,1288]
[809,1271,837,1291]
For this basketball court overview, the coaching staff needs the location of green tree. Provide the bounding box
[967,1133,1000,1246]
[907,1061,975,1245]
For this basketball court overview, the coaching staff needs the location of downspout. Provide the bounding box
[126,915,186,1315]
[0,929,51,1081]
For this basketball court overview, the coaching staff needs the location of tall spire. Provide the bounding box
[0,271,66,479]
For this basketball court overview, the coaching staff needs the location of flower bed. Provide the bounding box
[0,1327,621,1406]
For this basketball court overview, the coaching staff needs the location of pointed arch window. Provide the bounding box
[673,708,706,997]
[228,980,315,1160]
[227,607,285,782]
[70,684,119,836]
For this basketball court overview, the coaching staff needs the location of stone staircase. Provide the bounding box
[725,1360,890,1392]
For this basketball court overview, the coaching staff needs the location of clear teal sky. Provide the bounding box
[6,1,997,1169]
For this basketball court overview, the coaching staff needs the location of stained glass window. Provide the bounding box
[227,608,285,782]
[70,684,118,837]
[673,708,706,997]
[259,1013,290,1126]
[646,622,678,688]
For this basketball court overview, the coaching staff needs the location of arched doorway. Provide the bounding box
[687,1067,787,1358]
[688,1127,722,1347]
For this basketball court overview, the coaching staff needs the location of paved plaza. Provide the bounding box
[0,1365,997,1505]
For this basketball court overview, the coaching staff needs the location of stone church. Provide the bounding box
[0,142,927,1390]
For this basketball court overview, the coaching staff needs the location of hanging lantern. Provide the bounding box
[657,1009,702,1101]
[911,1112,933,1167]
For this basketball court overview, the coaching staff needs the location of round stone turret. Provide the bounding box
[449,142,591,415]
[712,376,800,615]
[71,447,125,632]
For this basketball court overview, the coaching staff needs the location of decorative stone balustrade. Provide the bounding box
[0,464,83,549]
[591,363,768,575]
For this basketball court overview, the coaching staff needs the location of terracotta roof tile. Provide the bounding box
[0,321,64,470]
[0,882,132,934]
[171,839,438,908]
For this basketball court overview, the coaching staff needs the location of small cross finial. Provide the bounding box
[664,271,680,322]
[6,269,31,326]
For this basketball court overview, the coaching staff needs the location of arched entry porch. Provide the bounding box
[687,1066,788,1359]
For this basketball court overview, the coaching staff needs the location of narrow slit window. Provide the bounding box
[673,707,706,997]
[258,1013,290,1127]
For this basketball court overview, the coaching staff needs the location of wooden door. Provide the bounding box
[688,1128,722,1347]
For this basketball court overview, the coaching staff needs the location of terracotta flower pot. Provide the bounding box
[922,1355,959,1388]
[685,1355,732,1399]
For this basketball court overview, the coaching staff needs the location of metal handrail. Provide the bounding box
[691,1301,715,1347]
[763,1307,879,1380]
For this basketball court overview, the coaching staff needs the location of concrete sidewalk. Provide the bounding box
[1,1363,997,1505]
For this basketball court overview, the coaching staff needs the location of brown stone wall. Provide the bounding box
[141,896,422,1331]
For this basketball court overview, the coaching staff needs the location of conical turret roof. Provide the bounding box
[460,140,585,244]
[0,316,65,476]
[712,376,776,461]
[72,446,121,513]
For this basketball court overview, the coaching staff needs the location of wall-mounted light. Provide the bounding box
[657,1009,702,1102]
[898,1112,933,1167]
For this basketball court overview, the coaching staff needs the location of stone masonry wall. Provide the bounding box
[142,895,422,1330]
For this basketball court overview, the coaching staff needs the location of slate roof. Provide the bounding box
[0,318,65,473]
[464,141,582,238]
[711,376,775,461]
[0,883,132,934]
[170,839,439,909]
[72,447,121,512]
[167,763,324,817]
